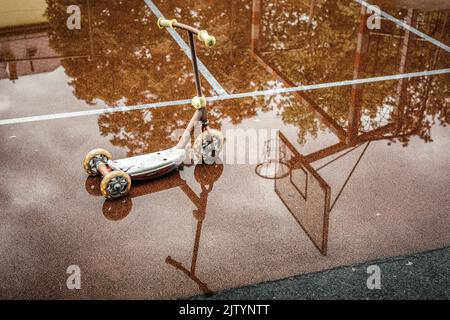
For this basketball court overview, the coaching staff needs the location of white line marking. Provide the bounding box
[0,99,191,125]
[354,0,450,52]
[1,68,448,126]
[143,0,227,96]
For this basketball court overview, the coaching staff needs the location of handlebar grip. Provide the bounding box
[198,30,216,47]
[192,96,206,109]
[157,17,177,29]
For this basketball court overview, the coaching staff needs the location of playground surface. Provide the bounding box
[0,0,449,299]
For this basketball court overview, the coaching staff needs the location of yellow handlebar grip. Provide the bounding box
[157,17,177,29]
[198,30,216,47]
[192,96,206,109]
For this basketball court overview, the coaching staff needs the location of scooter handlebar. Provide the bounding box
[197,30,216,47]
[157,17,177,29]
[157,18,216,47]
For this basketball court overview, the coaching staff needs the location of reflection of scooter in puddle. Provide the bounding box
[166,163,222,296]
[82,19,223,199]
[85,163,222,295]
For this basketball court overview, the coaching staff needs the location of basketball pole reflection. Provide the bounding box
[85,163,223,295]
[251,6,433,256]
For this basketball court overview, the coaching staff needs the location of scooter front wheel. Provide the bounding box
[83,148,112,176]
[100,171,132,199]
[193,129,224,164]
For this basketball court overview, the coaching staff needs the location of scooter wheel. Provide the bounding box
[100,171,131,199]
[83,148,112,176]
[193,129,224,164]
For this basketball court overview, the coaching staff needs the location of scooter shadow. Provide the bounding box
[85,164,223,221]
[85,163,223,296]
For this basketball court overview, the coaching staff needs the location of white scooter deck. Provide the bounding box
[108,148,186,180]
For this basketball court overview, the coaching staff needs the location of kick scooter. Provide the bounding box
[83,18,224,199]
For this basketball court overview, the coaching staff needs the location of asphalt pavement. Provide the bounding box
[192,246,450,299]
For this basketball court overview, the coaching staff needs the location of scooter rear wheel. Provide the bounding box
[193,129,224,164]
[100,171,132,199]
[83,148,112,176]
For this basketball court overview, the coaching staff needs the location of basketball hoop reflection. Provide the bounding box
[255,138,290,179]
[255,132,331,256]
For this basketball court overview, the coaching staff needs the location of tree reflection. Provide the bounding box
[254,0,450,145]
[44,0,449,154]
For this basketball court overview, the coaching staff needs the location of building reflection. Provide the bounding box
[0,0,95,81]
[0,0,58,80]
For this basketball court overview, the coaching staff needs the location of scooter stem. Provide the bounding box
[188,31,203,98]
[187,30,209,135]
[157,19,215,149]
[175,109,204,149]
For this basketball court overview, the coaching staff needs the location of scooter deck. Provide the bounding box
[109,148,186,179]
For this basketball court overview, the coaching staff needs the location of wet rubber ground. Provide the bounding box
[0,0,449,299]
